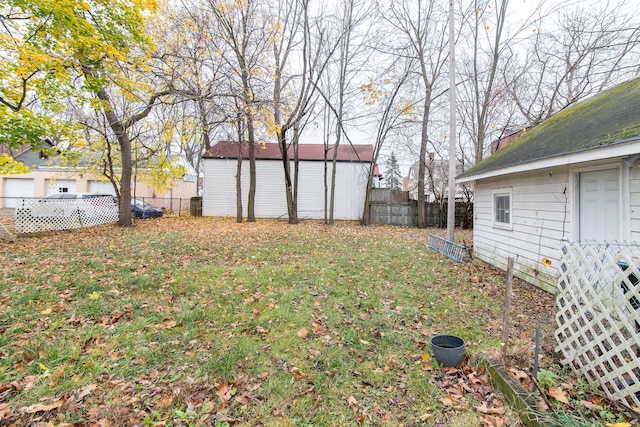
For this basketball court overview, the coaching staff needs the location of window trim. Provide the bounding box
[493,188,512,229]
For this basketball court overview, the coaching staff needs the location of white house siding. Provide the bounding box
[473,166,574,293]
[202,159,369,220]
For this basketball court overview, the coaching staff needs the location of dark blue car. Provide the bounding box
[131,198,163,219]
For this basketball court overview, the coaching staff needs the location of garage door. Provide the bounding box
[46,179,76,196]
[3,178,35,208]
[88,180,116,195]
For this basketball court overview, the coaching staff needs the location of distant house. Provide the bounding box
[201,141,374,220]
[0,144,196,209]
[404,154,465,202]
[457,77,640,293]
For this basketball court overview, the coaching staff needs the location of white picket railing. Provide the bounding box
[555,240,640,408]
[14,197,118,234]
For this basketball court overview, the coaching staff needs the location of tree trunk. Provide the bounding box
[328,126,341,225]
[236,118,243,223]
[197,98,213,152]
[117,134,133,227]
[417,92,431,229]
[277,129,299,224]
[92,85,134,227]
[360,166,375,226]
[246,115,256,222]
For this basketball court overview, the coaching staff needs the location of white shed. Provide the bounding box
[458,77,640,293]
[202,141,374,221]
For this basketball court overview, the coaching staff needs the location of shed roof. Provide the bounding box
[458,77,640,181]
[203,141,374,162]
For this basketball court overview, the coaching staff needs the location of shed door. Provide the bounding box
[579,169,620,242]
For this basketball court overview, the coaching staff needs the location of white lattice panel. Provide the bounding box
[14,197,118,234]
[555,241,640,409]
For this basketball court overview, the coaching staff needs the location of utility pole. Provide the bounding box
[447,0,457,241]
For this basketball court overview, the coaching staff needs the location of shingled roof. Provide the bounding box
[458,77,640,181]
[204,141,374,162]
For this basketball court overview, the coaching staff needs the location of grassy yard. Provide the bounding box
[0,218,557,426]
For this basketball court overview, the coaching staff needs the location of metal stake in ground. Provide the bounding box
[501,257,514,358]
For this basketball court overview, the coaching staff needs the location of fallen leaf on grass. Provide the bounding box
[548,387,569,404]
[604,423,632,427]
[297,327,309,338]
[216,383,231,401]
[23,398,65,414]
[156,318,178,329]
[51,364,66,379]
[347,396,358,406]
[508,368,528,381]
[580,400,602,411]
[440,396,454,407]
[476,402,506,415]
[480,414,505,427]
[290,367,306,379]
[76,383,97,401]
[215,413,241,423]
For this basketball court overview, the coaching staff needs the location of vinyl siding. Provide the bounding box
[473,166,574,293]
[202,159,370,220]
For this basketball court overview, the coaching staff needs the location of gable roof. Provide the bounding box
[203,141,374,163]
[458,77,640,182]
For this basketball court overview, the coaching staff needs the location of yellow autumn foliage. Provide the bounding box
[0,154,29,175]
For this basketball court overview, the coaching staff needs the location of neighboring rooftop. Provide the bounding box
[459,77,640,179]
[203,141,374,162]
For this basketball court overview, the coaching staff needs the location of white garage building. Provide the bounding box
[202,141,374,221]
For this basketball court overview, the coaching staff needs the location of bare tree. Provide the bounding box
[503,1,640,128]
[381,0,450,228]
[323,0,374,224]
[360,61,414,225]
[204,0,272,222]
[469,0,508,164]
[271,0,338,224]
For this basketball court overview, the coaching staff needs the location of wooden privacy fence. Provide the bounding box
[555,240,640,408]
[368,189,473,228]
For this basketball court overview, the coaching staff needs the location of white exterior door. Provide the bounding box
[46,179,76,195]
[3,178,34,208]
[579,169,620,242]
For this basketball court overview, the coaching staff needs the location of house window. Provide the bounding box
[493,190,511,227]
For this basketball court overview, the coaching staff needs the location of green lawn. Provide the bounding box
[0,218,556,426]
